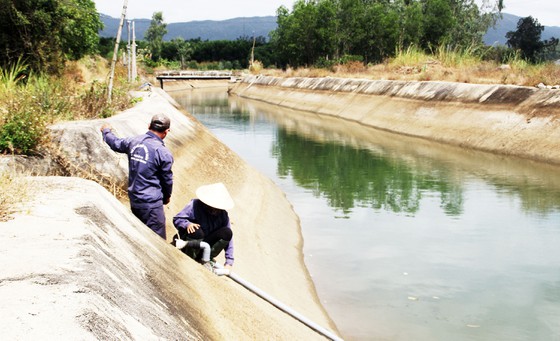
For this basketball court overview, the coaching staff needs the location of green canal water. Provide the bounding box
[171,86,560,341]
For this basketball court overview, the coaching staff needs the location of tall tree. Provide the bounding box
[363,3,399,63]
[421,0,455,49]
[293,0,320,66]
[448,0,489,47]
[271,3,307,67]
[145,12,167,62]
[338,0,366,58]
[315,0,340,61]
[0,0,102,74]
[394,0,424,49]
[59,0,103,60]
[506,16,558,63]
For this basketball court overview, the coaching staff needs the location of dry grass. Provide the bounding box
[65,58,132,120]
[0,171,29,221]
[45,142,128,199]
[260,52,560,87]
[249,60,264,74]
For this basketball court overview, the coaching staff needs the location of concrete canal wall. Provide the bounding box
[230,76,560,165]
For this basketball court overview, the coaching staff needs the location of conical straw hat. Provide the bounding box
[196,182,234,210]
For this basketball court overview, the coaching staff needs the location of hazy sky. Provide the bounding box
[93,0,559,27]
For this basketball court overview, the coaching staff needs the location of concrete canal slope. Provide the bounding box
[230,76,560,165]
[0,88,336,339]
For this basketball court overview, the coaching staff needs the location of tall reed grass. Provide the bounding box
[390,44,483,69]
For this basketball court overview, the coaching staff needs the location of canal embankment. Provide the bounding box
[229,75,560,165]
[0,87,336,339]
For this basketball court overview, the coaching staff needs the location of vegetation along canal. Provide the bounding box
[171,85,560,341]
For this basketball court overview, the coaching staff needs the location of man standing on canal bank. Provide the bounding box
[100,114,174,239]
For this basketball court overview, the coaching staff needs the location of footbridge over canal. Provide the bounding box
[155,70,238,89]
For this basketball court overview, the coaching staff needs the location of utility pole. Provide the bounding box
[132,21,137,81]
[127,20,132,82]
[107,0,128,104]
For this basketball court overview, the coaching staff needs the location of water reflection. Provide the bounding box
[172,86,560,341]
[233,97,560,217]
[274,129,465,216]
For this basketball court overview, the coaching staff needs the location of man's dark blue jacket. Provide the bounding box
[102,129,174,208]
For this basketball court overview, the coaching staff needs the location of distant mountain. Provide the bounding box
[99,13,559,46]
[99,14,277,41]
[484,13,560,45]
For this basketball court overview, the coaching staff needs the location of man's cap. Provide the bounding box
[196,182,234,210]
[150,114,171,132]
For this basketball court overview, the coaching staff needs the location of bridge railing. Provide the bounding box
[154,70,240,89]
[155,70,234,77]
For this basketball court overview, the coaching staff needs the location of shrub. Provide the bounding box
[0,92,49,154]
[339,55,364,64]
[0,68,55,154]
[314,57,337,70]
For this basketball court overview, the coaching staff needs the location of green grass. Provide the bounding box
[0,58,28,92]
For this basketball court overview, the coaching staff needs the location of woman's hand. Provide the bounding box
[187,223,200,234]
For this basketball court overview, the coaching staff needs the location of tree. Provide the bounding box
[188,37,260,69]
[421,0,455,49]
[270,0,501,67]
[145,12,167,62]
[448,0,489,47]
[0,0,102,74]
[275,0,320,67]
[59,0,103,60]
[394,0,424,49]
[338,0,366,60]
[170,38,192,69]
[506,16,558,63]
[270,6,292,67]
[292,0,321,66]
[315,0,340,61]
[362,3,399,63]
